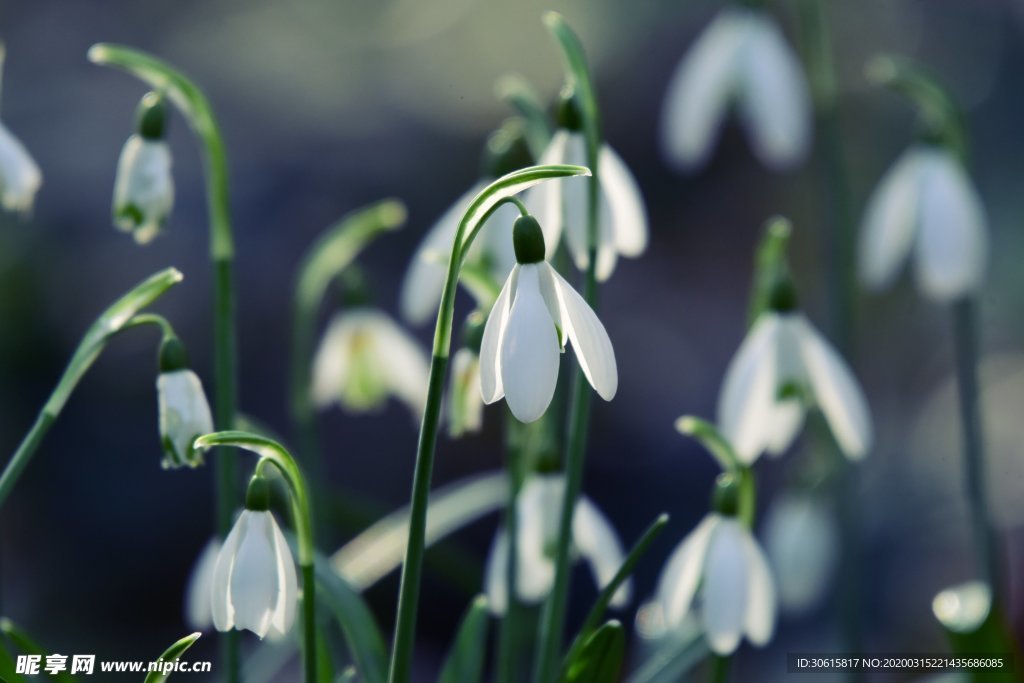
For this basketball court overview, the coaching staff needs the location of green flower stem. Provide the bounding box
[194,431,318,683]
[497,420,522,683]
[533,15,603,683]
[0,268,183,511]
[951,299,1000,598]
[387,165,589,683]
[89,45,241,681]
[711,654,731,683]
[289,200,407,522]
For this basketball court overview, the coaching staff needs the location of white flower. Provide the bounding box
[312,308,430,419]
[717,311,872,463]
[524,130,648,281]
[656,513,776,655]
[211,510,298,640]
[660,7,811,172]
[858,145,987,301]
[762,494,838,615]
[158,369,215,469]
[0,120,41,214]
[113,134,174,244]
[484,474,631,615]
[447,347,484,437]
[185,538,220,630]
[480,258,617,423]
[401,181,554,326]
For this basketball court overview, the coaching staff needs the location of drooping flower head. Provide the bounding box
[524,92,648,281]
[157,335,214,469]
[113,92,174,244]
[0,46,42,214]
[480,213,617,423]
[717,275,872,464]
[484,473,630,615]
[660,5,811,172]
[656,474,776,655]
[447,312,486,438]
[762,492,839,616]
[211,476,298,640]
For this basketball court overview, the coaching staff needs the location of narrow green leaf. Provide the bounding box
[0,618,77,683]
[626,629,707,683]
[314,556,389,683]
[0,639,27,683]
[439,596,489,683]
[142,632,201,683]
[315,626,335,683]
[562,621,624,683]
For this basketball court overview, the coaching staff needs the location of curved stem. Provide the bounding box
[384,166,588,683]
[195,431,317,683]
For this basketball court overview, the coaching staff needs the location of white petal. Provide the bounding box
[717,314,782,463]
[367,312,431,419]
[484,529,510,615]
[546,265,617,401]
[400,183,483,325]
[573,497,631,607]
[0,121,42,214]
[158,369,214,467]
[515,476,562,602]
[211,511,248,632]
[656,515,719,626]
[915,149,988,301]
[113,136,174,243]
[229,511,279,638]
[741,529,776,646]
[763,494,838,615]
[661,10,748,170]
[793,316,872,459]
[311,315,353,407]
[599,144,648,258]
[185,538,220,630]
[764,399,805,457]
[500,264,560,422]
[701,518,749,656]
[479,267,517,403]
[736,12,811,170]
[857,149,925,291]
[266,512,299,639]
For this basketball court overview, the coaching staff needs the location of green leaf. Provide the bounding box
[933,582,1020,683]
[626,629,707,683]
[561,514,668,678]
[562,621,624,683]
[746,216,792,327]
[330,471,508,590]
[494,74,553,160]
[142,632,201,683]
[0,639,27,683]
[439,596,489,683]
[0,618,77,683]
[315,626,335,683]
[314,557,389,683]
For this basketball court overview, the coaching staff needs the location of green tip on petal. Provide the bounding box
[513,214,546,264]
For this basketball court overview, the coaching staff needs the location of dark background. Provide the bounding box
[0,0,1021,680]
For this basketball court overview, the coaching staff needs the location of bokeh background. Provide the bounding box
[0,0,1021,680]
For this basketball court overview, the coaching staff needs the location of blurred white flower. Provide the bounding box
[158,369,214,469]
[312,308,429,420]
[660,7,811,172]
[113,134,174,244]
[484,473,631,615]
[717,310,871,463]
[185,538,220,630]
[762,494,839,615]
[211,510,298,640]
[524,130,648,280]
[447,347,484,437]
[858,145,987,301]
[480,215,617,423]
[657,513,776,655]
[0,121,41,214]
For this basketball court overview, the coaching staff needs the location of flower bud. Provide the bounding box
[157,337,214,469]
[113,94,174,244]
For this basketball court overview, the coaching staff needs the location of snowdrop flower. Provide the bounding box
[212,477,298,640]
[401,122,550,325]
[157,336,214,469]
[113,93,174,244]
[447,313,485,438]
[312,307,429,419]
[185,538,220,630]
[858,145,987,301]
[524,97,648,281]
[762,493,838,615]
[481,214,617,423]
[717,281,872,463]
[661,6,811,171]
[657,505,776,655]
[0,120,41,214]
[484,473,630,615]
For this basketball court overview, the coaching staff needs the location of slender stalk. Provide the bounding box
[711,654,731,683]
[497,420,524,683]
[951,299,1000,596]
